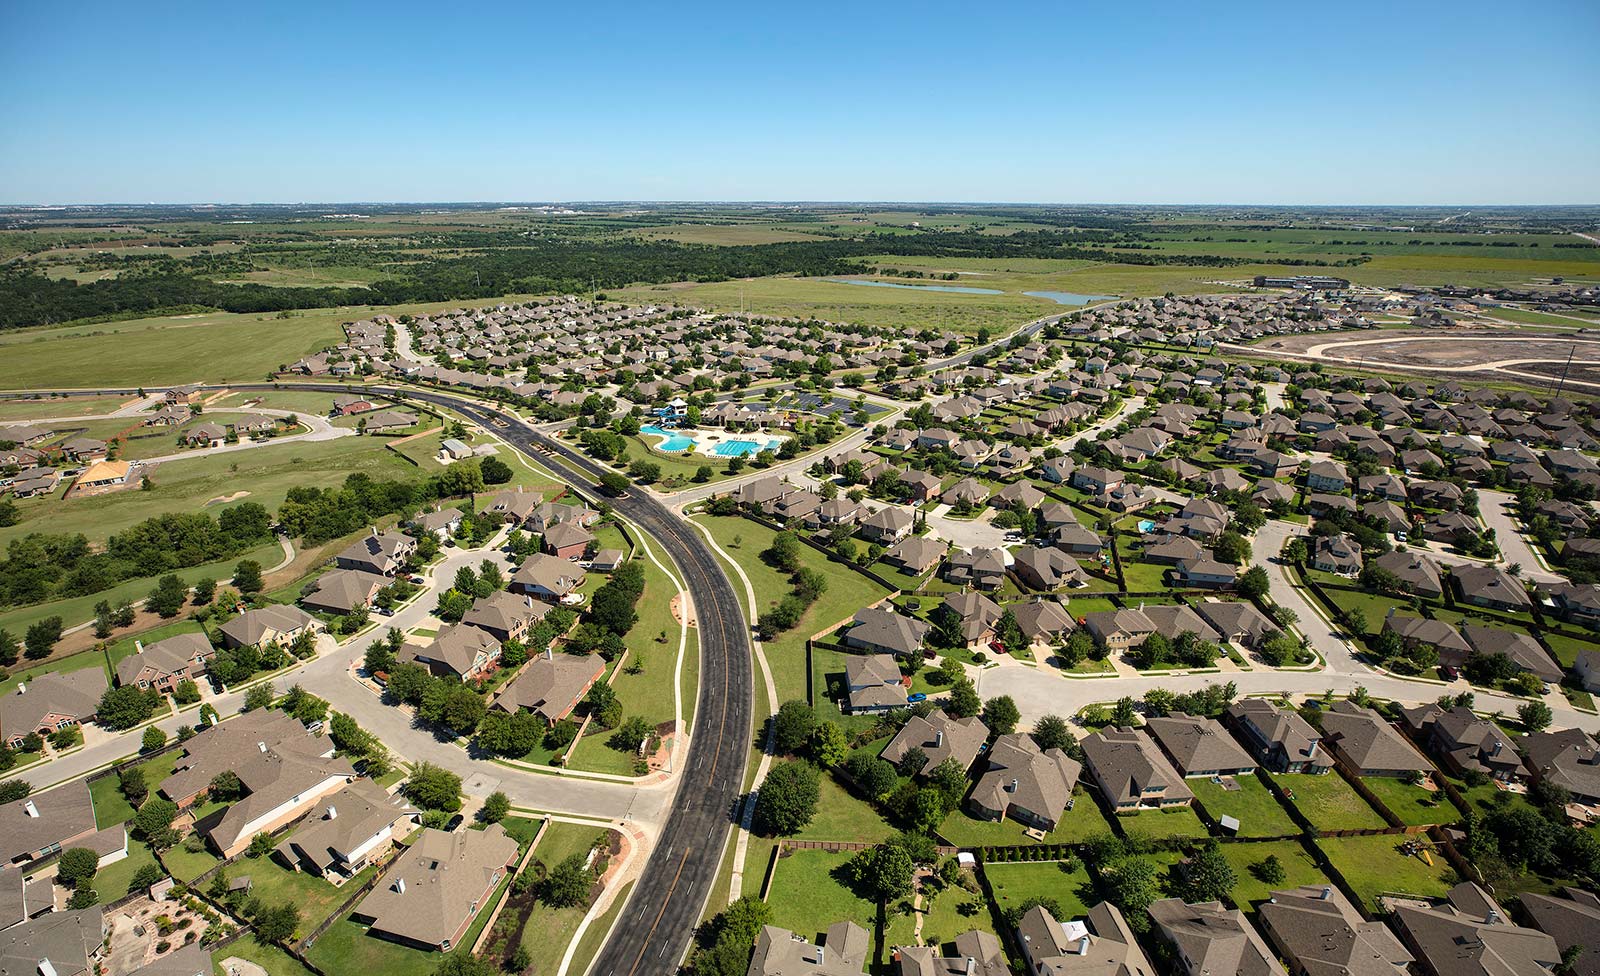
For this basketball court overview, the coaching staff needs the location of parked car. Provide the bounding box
[907,693,927,703]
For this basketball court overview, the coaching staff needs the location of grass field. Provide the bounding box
[1114,805,1212,841]
[1189,777,1300,838]
[1359,776,1462,826]
[1216,839,1333,915]
[793,770,897,844]
[1317,834,1454,911]
[510,821,611,976]
[695,514,892,705]
[917,878,997,948]
[764,848,879,943]
[1272,772,1386,832]
[983,859,1096,921]
[0,395,138,420]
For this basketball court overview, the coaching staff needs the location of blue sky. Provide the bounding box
[2,0,1596,204]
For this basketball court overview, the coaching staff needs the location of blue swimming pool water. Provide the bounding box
[713,440,763,457]
[1137,519,1156,533]
[641,425,695,452]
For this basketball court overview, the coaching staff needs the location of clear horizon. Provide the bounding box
[2,0,1596,206]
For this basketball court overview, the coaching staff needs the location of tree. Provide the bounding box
[191,577,217,605]
[1519,700,1554,733]
[146,574,189,617]
[247,832,275,858]
[97,685,160,730]
[480,456,513,484]
[134,798,179,850]
[691,897,773,976]
[243,681,275,712]
[844,752,898,799]
[0,629,16,666]
[93,601,114,639]
[1237,565,1270,599]
[586,682,623,729]
[809,722,849,768]
[753,761,820,836]
[981,696,1020,736]
[141,726,167,752]
[56,848,99,889]
[843,843,915,903]
[608,715,654,752]
[765,532,804,573]
[435,955,497,976]
[253,902,301,945]
[1111,696,1137,728]
[1182,840,1237,903]
[543,853,594,908]
[210,769,244,802]
[172,679,201,705]
[24,617,63,660]
[1102,856,1160,929]
[481,791,510,823]
[1032,714,1075,753]
[119,767,147,806]
[67,882,98,910]
[232,559,264,594]
[948,676,981,719]
[129,863,166,892]
[598,472,630,496]
[0,779,30,804]
[405,761,464,812]
[771,700,817,754]
[898,746,929,777]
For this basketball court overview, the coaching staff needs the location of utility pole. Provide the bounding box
[1554,344,1576,399]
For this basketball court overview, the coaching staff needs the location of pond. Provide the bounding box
[1024,290,1118,306]
[829,278,1003,295]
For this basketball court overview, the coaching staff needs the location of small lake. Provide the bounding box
[1024,290,1118,306]
[829,278,1003,295]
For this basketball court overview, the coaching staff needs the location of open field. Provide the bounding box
[1216,839,1333,915]
[1189,776,1300,838]
[1272,773,1387,832]
[1317,834,1454,911]
[764,848,878,943]
[983,859,1096,921]
[0,395,139,420]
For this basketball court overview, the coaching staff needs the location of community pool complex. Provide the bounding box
[641,425,786,458]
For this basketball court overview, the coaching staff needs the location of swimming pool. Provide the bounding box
[640,425,695,452]
[712,439,780,457]
[1137,519,1156,533]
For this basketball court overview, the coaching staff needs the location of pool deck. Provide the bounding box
[641,426,787,458]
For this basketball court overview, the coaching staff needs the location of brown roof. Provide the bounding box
[354,826,520,948]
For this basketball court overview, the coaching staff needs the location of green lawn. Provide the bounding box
[162,842,222,883]
[514,822,610,975]
[1216,839,1333,915]
[212,939,319,976]
[303,912,439,976]
[1272,773,1386,831]
[90,774,137,829]
[793,771,897,844]
[936,789,1111,847]
[696,514,892,705]
[765,848,879,943]
[220,846,379,935]
[1317,834,1454,912]
[1115,805,1212,841]
[93,837,160,900]
[0,395,136,421]
[917,879,997,950]
[1360,776,1462,826]
[983,860,1096,921]
[1189,777,1300,838]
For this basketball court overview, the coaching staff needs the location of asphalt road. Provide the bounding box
[395,388,753,976]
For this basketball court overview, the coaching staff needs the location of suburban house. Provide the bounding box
[1051,523,1103,555]
[1382,614,1472,663]
[1,782,125,869]
[332,394,377,416]
[1144,712,1257,778]
[1172,557,1237,589]
[1370,550,1444,598]
[884,536,946,577]
[1148,898,1287,976]
[1012,546,1086,591]
[401,624,502,681]
[0,908,108,976]
[336,530,417,577]
[1549,582,1600,630]
[1390,883,1559,976]
[1,668,108,749]
[274,779,420,881]
[1522,728,1600,806]
[895,931,1010,976]
[843,607,931,658]
[1521,888,1600,976]
[879,709,988,777]
[490,649,606,725]
[1015,902,1156,976]
[543,522,595,560]
[841,654,908,714]
[967,733,1082,831]
[860,507,914,544]
[1400,704,1527,783]
[748,922,870,976]
[1452,565,1532,612]
[1081,608,1157,653]
[411,507,464,540]
[944,547,1007,591]
[1012,600,1076,645]
[217,604,321,650]
[1310,533,1364,576]
[1460,624,1563,682]
[511,553,584,601]
[158,710,355,857]
[1316,701,1432,778]
[461,591,548,644]
[1080,728,1194,811]
[1227,699,1331,774]
[1258,885,1412,976]
[300,568,388,615]
[115,631,216,693]
[1305,459,1350,493]
[1192,601,1278,649]
[351,825,520,952]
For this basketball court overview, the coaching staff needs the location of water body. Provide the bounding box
[1023,290,1118,306]
[829,278,1003,295]
[640,424,694,452]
